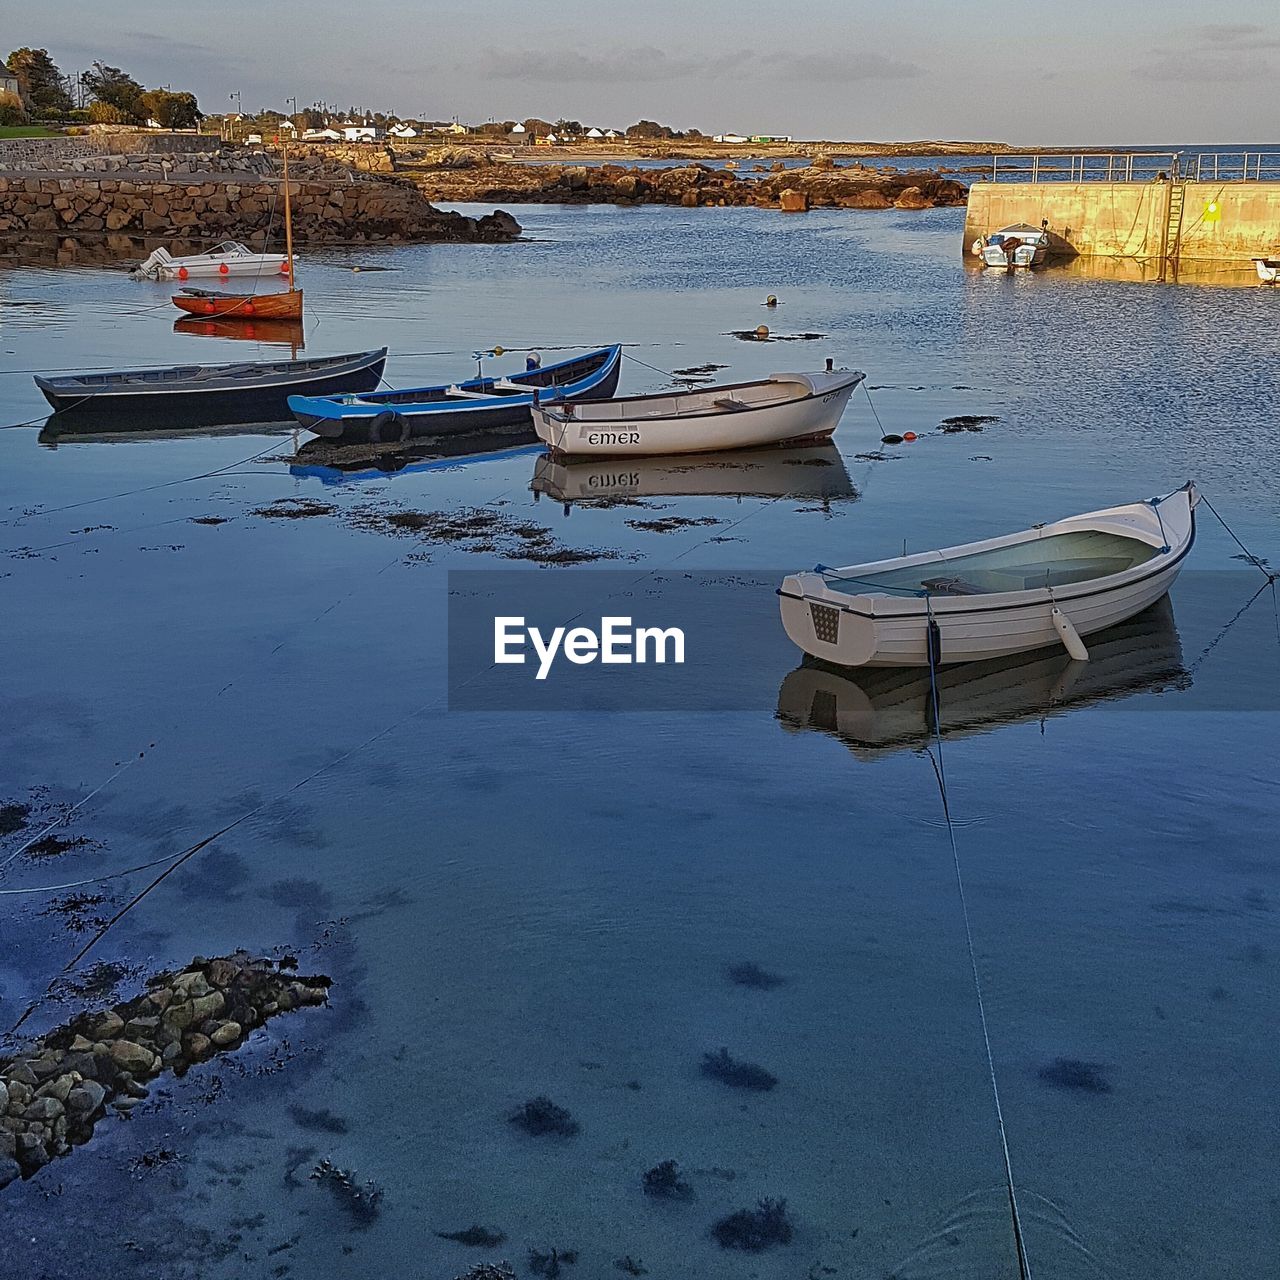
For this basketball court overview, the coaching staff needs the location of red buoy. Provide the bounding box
[219,262,230,275]
[903,431,918,442]
[279,261,289,273]
[204,301,216,314]
[177,266,189,280]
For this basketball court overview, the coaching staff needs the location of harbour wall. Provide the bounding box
[0,133,223,169]
[963,181,1280,262]
[0,174,520,243]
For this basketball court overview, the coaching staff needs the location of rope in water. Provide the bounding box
[922,597,1033,1280]
[1196,492,1277,582]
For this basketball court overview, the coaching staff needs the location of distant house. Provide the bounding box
[507,122,531,146]
[279,119,297,133]
[713,133,750,144]
[604,129,620,139]
[341,123,381,143]
[585,127,604,139]
[424,120,467,136]
[303,128,341,142]
[749,135,792,144]
[388,122,418,138]
[0,69,22,103]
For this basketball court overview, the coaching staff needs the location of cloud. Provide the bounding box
[1195,23,1280,50]
[479,46,921,84]
[1134,50,1276,82]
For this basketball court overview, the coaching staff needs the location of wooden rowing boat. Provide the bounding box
[778,484,1197,667]
[531,367,865,457]
[35,348,387,427]
[170,142,302,320]
[288,346,622,442]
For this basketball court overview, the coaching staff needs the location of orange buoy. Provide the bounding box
[244,303,255,315]
[219,262,230,275]
[279,261,289,273]
[177,266,189,280]
[903,431,918,441]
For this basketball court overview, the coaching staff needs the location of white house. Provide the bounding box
[341,123,380,143]
[713,133,750,144]
[303,128,341,142]
[389,122,418,138]
[604,129,620,139]
[585,127,604,139]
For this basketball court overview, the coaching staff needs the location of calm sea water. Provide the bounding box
[1,204,1278,1280]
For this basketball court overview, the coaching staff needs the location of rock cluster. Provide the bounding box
[0,952,330,1188]
[411,159,967,211]
[0,172,521,244]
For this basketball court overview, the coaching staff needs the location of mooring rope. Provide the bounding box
[922,597,1033,1280]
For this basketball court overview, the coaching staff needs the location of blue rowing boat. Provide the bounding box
[287,345,622,442]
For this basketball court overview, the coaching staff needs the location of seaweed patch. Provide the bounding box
[1036,1057,1112,1094]
[528,1247,578,1277]
[712,1198,794,1251]
[509,1095,580,1137]
[939,415,999,433]
[437,1226,507,1247]
[310,1158,383,1227]
[643,1159,694,1201]
[725,961,785,990]
[701,1047,778,1091]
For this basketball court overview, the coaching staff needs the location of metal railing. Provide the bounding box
[990,151,1280,183]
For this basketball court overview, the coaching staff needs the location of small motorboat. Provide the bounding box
[1254,257,1279,283]
[971,223,1050,268]
[35,349,387,427]
[532,366,865,458]
[776,597,1188,760]
[288,345,622,443]
[172,287,303,320]
[132,240,292,281]
[778,484,1197,668]
[530,443,856,504]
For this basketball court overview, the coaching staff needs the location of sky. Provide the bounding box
[14,1,1280,144]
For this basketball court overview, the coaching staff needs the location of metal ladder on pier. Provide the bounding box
[1157,181,1186,282]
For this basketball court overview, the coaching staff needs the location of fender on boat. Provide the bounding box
[1051,606,1090,661]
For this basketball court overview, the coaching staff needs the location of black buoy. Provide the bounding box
[881,433,904,445]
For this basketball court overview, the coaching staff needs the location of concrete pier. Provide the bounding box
[964,180,1280,264]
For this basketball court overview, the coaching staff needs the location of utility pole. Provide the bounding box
[227,90,241,142]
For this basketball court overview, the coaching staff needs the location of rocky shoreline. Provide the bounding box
[407,154,967,211]
[0,951,330,1187]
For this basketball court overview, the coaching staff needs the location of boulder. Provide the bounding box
[66,1080,107,1115]
[779,189,809,213]
[894,185,932,209]
[108,1040,156,1076]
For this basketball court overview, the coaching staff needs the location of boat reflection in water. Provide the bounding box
[174,316,305,349]
[288,428,542,484]
[776,597,1188,760]
[530,442,856,506]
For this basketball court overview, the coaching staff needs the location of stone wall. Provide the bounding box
[0,132,222,170]
[964,180,1280,262]
[0,174,521,243]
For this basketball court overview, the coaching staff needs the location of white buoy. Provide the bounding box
[1051,606,1089,661]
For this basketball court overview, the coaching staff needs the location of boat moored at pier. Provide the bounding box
[971,222,1051,268]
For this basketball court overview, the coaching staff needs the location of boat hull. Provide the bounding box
[533,373,862,458]
[37,350,386,430]
[289,346,622,442]
[172,290,303,320]
[1255,258,1279,283]
[980,242,1047,268]
[779,487,1196,667]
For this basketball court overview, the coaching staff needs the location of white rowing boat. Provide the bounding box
[1254,257,1279,283]
[971,222,1050,269]
[132,241,292,281]
[531,367,865,457]
[778,484,1197,667]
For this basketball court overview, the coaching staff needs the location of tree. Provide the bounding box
[554,119,581,134]
[522,117,553,136]
[138,89,202,129]
[6,47,72,118]
[80,62,144,121]
[625,119,674,139]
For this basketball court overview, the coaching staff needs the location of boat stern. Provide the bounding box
[778,575,878,666]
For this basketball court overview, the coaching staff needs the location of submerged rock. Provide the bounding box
[643,1159,694,1201]
[437,1225,507,1246]
[1037,1057,1112,1094]
[0,952,330,1184]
